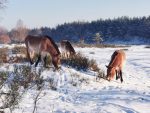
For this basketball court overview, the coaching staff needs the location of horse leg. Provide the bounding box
[26,48,33,65]
[52,60,58,70]
[63,52,65,58]
[44,56,47,68]
[116,70,118,80]
[52,56,60,70]
[120,70,123,83]
[35,54,41,67]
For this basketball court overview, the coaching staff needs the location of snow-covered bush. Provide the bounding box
[61,53,90,71]
[0,65,44,112]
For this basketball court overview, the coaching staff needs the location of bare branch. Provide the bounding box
[0,0,7,9]
[32,90,42,113]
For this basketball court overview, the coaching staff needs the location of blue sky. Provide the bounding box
[0,0,150,30]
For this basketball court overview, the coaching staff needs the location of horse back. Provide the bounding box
[61,40,75,54]
[109,50,126,69]
[45,35,60,55]
[25,35,60,55]
[25,35,44,52]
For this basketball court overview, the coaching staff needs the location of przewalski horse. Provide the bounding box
[60,40,76,58]
[106,50,126,83]
[25,35,61,70]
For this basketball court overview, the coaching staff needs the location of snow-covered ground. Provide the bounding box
[0,45,150,113]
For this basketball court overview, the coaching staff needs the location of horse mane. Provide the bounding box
[44,35,60,55]
[108,51,118,67]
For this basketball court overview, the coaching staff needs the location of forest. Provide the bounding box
[29,16,150,44]
[1,16,150,44]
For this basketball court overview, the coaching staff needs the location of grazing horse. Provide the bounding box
[25,35,61,69]
[60,40,76,58]
[106,50,126,83]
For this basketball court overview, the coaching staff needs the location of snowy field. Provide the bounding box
[0,45,150,113]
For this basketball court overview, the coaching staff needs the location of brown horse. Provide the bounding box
[25,35,61,69]
[106,50,126,83]
[60,40,76,58]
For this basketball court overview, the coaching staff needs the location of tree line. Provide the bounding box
[29,16,150,44]
[1,16,150,44]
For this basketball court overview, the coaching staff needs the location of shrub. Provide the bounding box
[0,46,28,63]
[0,48,8,63]
[11,46,27,55]
[0,65,44,112]
[61,53,90,71]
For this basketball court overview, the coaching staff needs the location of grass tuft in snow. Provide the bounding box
[48,78,57,90]
[96,69,106,81]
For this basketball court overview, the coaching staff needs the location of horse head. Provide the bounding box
[106,65,116,81]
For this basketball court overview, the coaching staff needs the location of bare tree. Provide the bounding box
[0,26,10,44]
[93,33,103,44]
[0,34,11,44]
[10,19,28,43]
[0,26,7,35]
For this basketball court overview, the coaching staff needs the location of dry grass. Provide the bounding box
[0,46,28,63]
[75,43,130,48]
[11,46,27,55]
[0,48,9,63]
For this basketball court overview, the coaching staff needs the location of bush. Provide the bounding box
[61,52,104,73]
[11,46,27,55]
[0,48,8,63]
[0,65,44,112]
[0,46,28,63]
[61,53,90,71]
